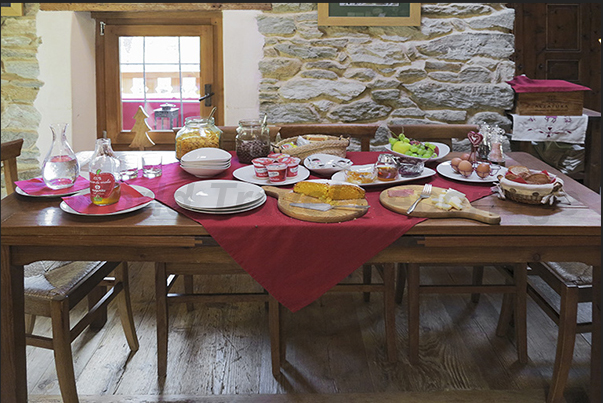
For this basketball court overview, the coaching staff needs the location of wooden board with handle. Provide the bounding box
[380,185,500,224]
[263,186,368,223]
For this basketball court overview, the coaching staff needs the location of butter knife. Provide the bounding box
[290,202,369,212]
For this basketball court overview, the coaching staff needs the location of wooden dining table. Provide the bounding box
[1,150,600,403]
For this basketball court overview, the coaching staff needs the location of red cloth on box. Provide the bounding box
[61,183,153,214]
[128,152,493,312]
[15,176,89,196]
[507,75,591,93]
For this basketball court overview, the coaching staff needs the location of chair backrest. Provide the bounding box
[1,138,24,195]
[387,124,479,147]
[278,124,379,152]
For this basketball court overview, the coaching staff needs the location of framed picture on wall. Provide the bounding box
[318,3,421,27]
[1,3,23,16]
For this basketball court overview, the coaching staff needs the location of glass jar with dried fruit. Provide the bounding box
[235,118,270,164]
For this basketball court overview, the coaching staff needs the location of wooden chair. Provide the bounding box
[385,124,528,365]
[155,126,284,379]
[1,139,138,403]
[498,262,593,403]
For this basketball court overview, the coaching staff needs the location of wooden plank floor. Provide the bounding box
[26,263,592,402]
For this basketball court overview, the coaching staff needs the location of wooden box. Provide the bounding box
[514,91,584,116]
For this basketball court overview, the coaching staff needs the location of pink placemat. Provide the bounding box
[128,152,493,312]
[61,183,153,214]
[507,75,591,93]
[15,176,89,196]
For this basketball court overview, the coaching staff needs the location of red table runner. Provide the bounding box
[128,152,493,312]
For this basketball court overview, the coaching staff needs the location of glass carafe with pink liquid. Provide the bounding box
[41,123,80,190]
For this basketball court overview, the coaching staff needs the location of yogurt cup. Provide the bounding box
[252,157,274,178]
[285,157,300,177]
[267,163,287,183]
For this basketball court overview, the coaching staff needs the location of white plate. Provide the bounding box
[436,161,507,183]
[331,167,436,187]
[303,153,353,176]
[16,183,83,198]
[176,194,267,215]
[59,185,155,216]
[384,141,450,162]
[232,165,310,186]
[174,180,265,209]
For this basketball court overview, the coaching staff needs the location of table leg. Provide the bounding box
[592,265,601,403]
[1,245,27,402]
[269,295,282,377]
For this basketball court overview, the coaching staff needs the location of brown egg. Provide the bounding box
[461,153,472,161]
[450,157,462,173]
[457,160,474,177]
[475,162,492,179]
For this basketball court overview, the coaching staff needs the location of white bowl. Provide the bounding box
[180,160,231,169]
[181,147,232,164]
[303,153,352,176]
[180,164,229,178]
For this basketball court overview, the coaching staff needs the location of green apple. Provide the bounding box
[392,141,411,154]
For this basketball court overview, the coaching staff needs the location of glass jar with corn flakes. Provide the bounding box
[175,116,222,160]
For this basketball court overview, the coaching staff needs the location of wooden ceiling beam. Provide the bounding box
[40,3,272,12]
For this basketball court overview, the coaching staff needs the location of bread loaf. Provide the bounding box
[293,180,365,202]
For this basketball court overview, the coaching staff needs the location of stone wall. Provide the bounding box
[1,3,42,197]
[257,3,516,150]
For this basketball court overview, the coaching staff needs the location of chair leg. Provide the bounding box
[155,262,169,378]
[395,263,407,304]
[513,263,528,364]
[24,314,36,335]
[382,263,397,362]
[50,299,79,403]
[407,263,420,364]
[114,262,139,352]
[362,264,372,302]
[183,275,195,312]
[268,295,283,377]
[547,286,579,403]
[496,292,514,337]
[471,265,485,303]
[88,284,108,330]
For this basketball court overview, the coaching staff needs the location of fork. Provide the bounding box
[407,183,432,215]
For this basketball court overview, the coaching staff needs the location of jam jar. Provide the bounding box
[175,116,222,160]
[375,153,398,181]
[235,119,270,164]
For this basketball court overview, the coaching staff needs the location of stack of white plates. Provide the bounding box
[180,148,232,178]
[174,180,266,215]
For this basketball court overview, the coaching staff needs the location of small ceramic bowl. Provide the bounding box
[303,153,352,176]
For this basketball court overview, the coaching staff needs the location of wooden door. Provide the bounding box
[510,3,601,112]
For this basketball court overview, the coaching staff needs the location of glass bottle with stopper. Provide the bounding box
[89,138,121,206]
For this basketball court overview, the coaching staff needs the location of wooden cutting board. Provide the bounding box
[379,185,500,224]
[263,186,369,223]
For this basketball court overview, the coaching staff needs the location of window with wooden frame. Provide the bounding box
[92,12,224,151]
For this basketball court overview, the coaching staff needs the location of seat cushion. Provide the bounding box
[24,260,108,301]
[546,262,592,285]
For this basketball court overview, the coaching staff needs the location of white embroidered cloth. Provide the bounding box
[510,114,588,144]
